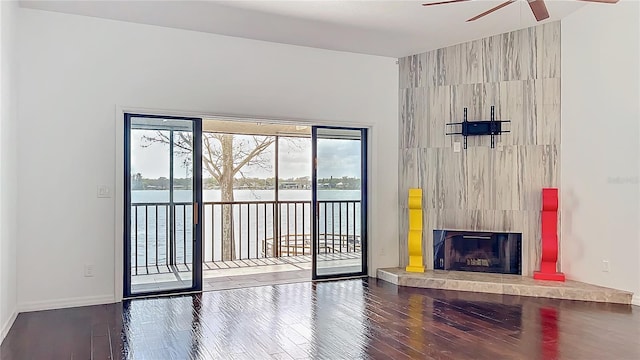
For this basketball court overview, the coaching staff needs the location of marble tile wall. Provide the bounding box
[398,22,561,276]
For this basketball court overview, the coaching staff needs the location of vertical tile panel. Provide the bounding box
[468,83,484,120]
[518,145,540,212]
[408,55,418,88]
[524,210,542,276]
[399,88,412,149]
[542,144,559,188]
[408,53,426,88]
[518,145,559,212]
[449,84,464,135]
[463,39,484,85]
[519,26,538,81]
[399,148,419,210]
[483,33,503,83]
[398,56,410,89]
[399,207,408,267]
[502,29,520,82]
[420,52,429,87]
[542,77,561,105]
[429,85,450,148]
[493,145,520,211]
[466,146,492,210]
[414,87,428,148]
[448,84,466,150]
[469,210,488,231]
[443,148,468,210]
[492,210,521,233]
[482,82,501,120]
[539,21,561,79]
[435,48,447,86]
[399,87,423,149]
[420,148,438,210]
[522,80,541,145]
[424,50,437,87]
[535,22,545,78]
[432,148,446,210]
[445,44,462,86]
[499,80,523,147]
[538,77,561,146]
[538,104,560,146]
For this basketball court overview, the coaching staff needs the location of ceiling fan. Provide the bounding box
[422,0,619,22]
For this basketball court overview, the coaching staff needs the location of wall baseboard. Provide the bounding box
[18,295,116,313]
[1,309,18,343]
[633,295,640,307]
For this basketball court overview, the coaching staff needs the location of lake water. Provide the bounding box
[131,189,361,268]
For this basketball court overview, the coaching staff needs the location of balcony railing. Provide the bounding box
[131,199,361,275]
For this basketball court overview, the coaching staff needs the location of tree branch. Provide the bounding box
[232,136,275,176]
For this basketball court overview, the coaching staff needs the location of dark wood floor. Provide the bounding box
[2,278,639,360]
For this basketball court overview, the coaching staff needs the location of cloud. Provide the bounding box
[316,139,361,179]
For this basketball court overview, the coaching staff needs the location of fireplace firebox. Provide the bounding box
[434,230,522,275]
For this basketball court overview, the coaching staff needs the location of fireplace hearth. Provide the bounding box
[434,230,522,275]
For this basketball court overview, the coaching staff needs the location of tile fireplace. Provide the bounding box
[434,230,522,275]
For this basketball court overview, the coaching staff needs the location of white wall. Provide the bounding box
[17,9,398,309]
[561,1,640,305]
[0,0,19,341]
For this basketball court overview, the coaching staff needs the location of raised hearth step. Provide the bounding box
[377,268,633,305]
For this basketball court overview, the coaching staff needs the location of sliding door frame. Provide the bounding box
[311,126,368,281]
[123,113,203,299]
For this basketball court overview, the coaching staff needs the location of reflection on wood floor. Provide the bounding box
[2,278,639,359]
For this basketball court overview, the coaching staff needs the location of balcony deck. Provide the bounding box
[132,252,361,293]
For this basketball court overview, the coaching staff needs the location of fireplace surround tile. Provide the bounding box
[399,22,561,276]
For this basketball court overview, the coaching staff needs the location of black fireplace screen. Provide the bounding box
[434,230,522,275]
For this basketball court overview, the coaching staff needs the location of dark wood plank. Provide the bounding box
[2,278,639,359]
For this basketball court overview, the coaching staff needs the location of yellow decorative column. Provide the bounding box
[406,188,424,273]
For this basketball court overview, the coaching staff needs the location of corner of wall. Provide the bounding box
[0,309,17,342]
[0,0,20,343]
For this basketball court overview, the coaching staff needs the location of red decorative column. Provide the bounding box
[533,188,565,281]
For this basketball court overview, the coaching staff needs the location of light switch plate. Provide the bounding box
[97,185,111,198]
[453,142,461,153]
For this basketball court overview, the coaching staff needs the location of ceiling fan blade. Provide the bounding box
[576,0,618,3]
[422,0,472,6]
[467,0,516,22]
[528,0,550,21]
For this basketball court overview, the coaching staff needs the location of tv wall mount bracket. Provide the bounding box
[445,106,510,149]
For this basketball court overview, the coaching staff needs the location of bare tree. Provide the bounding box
[143,132,275,261]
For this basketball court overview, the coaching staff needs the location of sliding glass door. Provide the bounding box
[311,127,367,280]
[124,114,202,297]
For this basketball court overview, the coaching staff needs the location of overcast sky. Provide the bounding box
[131,131,361,180]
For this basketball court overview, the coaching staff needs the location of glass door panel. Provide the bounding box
[312,127,367,279]
[125,114,202,297]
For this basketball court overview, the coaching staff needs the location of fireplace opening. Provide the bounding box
[434,230,522,275]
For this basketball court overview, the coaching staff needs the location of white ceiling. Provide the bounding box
[20,0,589,57]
